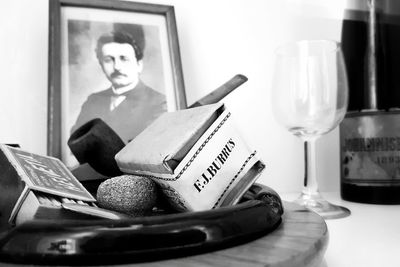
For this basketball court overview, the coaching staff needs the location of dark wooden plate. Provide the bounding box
[0,183,283,266]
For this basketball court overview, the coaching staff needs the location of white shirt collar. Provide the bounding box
[110,95,126,111]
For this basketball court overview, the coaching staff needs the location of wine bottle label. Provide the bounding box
[340,111,400,186]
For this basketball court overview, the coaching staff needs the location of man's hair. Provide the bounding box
[95,31,143,61]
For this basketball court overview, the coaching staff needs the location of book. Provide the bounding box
[0,144,124,231]
[115,104,265,212]
[15,190,129,225]
[15,190,97,225]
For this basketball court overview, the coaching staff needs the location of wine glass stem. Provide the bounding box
[303,140,320,196]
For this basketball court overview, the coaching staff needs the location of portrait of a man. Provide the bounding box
[70,31,167,144]
[48,2,186,168]
[54,3,188,168]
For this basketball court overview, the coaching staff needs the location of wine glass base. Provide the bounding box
[293,192,351,220]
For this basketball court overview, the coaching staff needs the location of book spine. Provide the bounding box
[0,146,27,231]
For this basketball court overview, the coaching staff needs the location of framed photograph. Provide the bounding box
[48,0,187,168]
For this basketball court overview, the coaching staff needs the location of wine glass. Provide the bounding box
[271,40,351,219]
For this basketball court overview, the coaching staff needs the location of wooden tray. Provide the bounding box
[135,202,329,267]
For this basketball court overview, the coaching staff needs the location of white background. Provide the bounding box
[0,0,368,194]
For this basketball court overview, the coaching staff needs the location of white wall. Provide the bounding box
[0,0,355,194]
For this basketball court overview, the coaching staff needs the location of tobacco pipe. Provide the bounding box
[0,183,283,265]
[189,74,248,108]
[68,74,248,177]
[67,118,125,177]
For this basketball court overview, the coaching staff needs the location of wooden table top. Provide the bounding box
[129,202,329,267]
[0,202,327,267]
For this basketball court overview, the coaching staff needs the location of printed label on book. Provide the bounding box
[1,145,95,201]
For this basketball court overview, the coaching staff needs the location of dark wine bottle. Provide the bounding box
[340,0,400,204]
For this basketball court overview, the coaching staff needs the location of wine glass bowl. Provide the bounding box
[271,40,351,219]
[272,40,348,138]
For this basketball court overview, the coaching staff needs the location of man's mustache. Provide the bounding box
[110,71,127,78]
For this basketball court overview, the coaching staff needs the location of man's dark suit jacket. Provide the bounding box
[71,80,167,144]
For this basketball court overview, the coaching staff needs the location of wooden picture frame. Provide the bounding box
[48,0,187,167]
